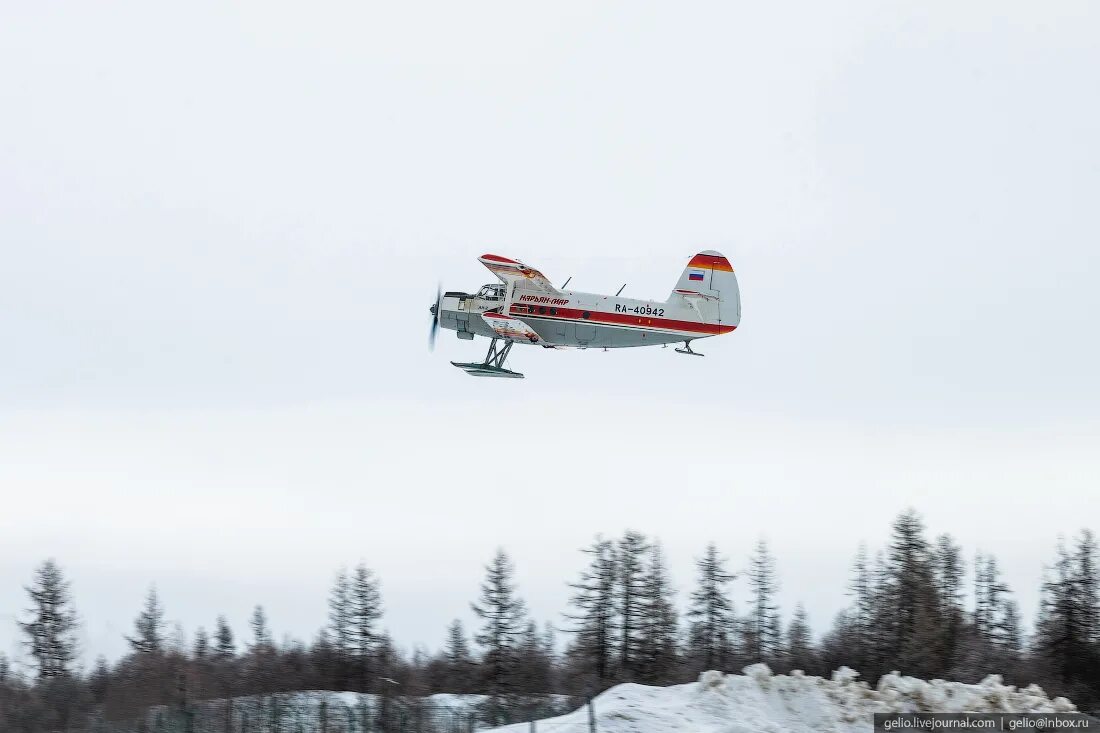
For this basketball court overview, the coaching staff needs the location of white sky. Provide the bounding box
[1,1,1098,670]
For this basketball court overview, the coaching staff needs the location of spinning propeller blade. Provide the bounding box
[428,283,441,351]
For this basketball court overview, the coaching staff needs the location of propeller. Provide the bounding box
[428,283,442,351]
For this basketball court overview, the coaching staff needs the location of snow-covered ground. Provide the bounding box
[486,665,1078,733]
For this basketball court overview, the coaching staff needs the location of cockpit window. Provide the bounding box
[478,284,505,300]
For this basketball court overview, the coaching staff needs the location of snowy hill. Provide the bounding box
[486,665,1078,733]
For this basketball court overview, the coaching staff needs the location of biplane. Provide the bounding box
[429,251,740,378]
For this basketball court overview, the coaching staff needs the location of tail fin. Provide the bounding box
[669,250,741,327]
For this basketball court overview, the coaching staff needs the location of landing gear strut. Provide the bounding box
[451,338,525,378]
[674,340,704,357]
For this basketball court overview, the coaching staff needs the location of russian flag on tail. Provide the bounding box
[688,271,705,281]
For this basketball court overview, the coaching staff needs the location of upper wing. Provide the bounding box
[479,254,559,295]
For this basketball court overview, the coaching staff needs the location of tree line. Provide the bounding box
[2,510,1098,731]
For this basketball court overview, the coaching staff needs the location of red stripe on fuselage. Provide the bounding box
[508,304,734,336]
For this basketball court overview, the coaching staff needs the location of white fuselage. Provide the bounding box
[437,285,734,349]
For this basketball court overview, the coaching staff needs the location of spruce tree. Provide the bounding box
[1036,532,1100,702]
[1073,529,1100,703]
[636,542,680,684]
[1036,542,1080,684]
[214,615,236,660]
[617,530,650,678]
[565,536,618,685]
[785,603,818,674]
[89,655,110,704]
[309,629,337,690]
[973,552,1009,644]
[349,562,383,692]
[541,622,559,692]
[126,585,166,655]
[250,605,271,649]
[443,619,475,692]
[20,559,79,679]
[868,550,893,675]
[445,619,471,664]
[245,605,274,694]
[1000,598,1023,657]
[933,534,965,669]
[472,549,527,724]
[211,614,237,705]
[880,510,946,678]
[845,543,875,672]
[516,620,552,694]
[974,551,989,637]
[687,543,736,672]
[984,557,1012,647]
[191,627,210,700]
[1075,529,1099,646]
[193,626,209,660]
[744,539,782,663]
[328,568,353,689]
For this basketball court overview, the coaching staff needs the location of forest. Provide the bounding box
[2,509,1098,731]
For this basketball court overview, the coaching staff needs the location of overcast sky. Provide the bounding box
[2,1,1098,670]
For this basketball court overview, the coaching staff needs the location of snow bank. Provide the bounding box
[485,666,1077,733]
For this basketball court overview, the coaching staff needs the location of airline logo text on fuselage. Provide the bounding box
[518,295,570,306]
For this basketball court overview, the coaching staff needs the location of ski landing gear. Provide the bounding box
[674,339,704,357]
[451,338,525,378]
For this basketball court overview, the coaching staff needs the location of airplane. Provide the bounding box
[428,250,741,378]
